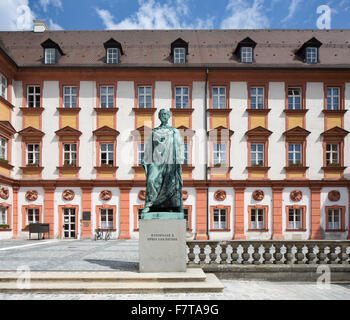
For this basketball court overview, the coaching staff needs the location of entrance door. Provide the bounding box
[63,208,76,238]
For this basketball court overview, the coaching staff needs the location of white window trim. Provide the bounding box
[251,208,265,230]
[288,87,301,110]
[137,142,144,165]
[250,87,264,109]
[328,209,341,230]
[250,143,264,166]
[106,48,119,64]
[241,47,253,63]
[212,86,226,109]
[213,143,227,166]
[0,74,7,99]
[174,47,186,64]
[213,208,227,230]
[27,208,39,224]
[327,87,340,110]
[63,86,77,108]
[45,48,56,64]
[100,143,114,165]
[100,208,114,229]
[63,143,77,165]
[27,85,41,108]
[288,208,302,230]
[0,207,7,225]
[175,86,189,109]
[306,47,318,64]
[0,137,7,160]
[288,143,302,165]
[326,143,339,165]
[26,143,40,165]
[138,86,152,108]
[100,86,114,108]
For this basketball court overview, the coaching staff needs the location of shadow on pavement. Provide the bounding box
[84,259,138,271]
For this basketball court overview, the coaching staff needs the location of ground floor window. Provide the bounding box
[327,208,341,230]
[0,207,7,225]
[100,208,113,229]
[213,208,227,230]
[250,208,265,230]
[288,208,302,230]
[183,208,189,230]
[27,208,39,224]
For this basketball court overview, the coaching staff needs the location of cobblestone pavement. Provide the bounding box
[0,239,349,300]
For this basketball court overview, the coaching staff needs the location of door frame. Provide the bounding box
[58,204,79,239]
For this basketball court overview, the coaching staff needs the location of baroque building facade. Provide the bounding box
[0,23,349,240]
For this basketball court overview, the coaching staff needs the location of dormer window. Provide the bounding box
[296,37,322,64]
[107,48,119,64]
[104,38,124,64]
[305,47,318,64]
[41,38,63,65]
[234,37,256,63]
[171,38,188,64]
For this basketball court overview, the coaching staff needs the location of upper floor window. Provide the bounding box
[175,86,189,108]
[183,142,189,165]
[27,85,40,108]
[174,47,186,64]
[0,74,7,99]
[137,142,144,165]
[100,143,114,166]
[212,87,226,109]
[100,208,113,229]
[288,87,301,110]
[0,137,7,161]
[288,143,302,166]
[63,86,77,108]
[305,47,318,64]
[326,143,339,165]
[26,144,40,165]
[107,48,119,64]
[213,208,227,230]
[138,86,152,108]
[45,48,56,64]
[100,86,114,108]
[250,143,264,166]
[241,47,253,63]
[213,143,227,166]
[326,87,340,110]
[63,143,77,166]
[0,207,7,225]
[250,87,264,109]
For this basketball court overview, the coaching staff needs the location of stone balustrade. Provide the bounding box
[186,241,350,265]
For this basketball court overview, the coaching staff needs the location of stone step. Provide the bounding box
[0,273,224,294]
[0,268,207,283]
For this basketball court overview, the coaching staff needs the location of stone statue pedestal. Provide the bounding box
[139,218,187,273]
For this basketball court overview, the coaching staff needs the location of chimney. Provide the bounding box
[33,20,49,33]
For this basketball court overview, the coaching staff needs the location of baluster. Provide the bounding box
[263,243,273,264]
[209,244,217,264]
[231,243,239,264]
[241,243,250,264]
[285,244,294,264]
[340,244,349,264]
[252,243,261,265]
[305,243,317,264]
[317,244,327,264]
[187,242,196,265]
[220,243,228,264]
[273,243,283,264]
[198,243,207,265]
[328,245,338,264]
[295,244,305,264]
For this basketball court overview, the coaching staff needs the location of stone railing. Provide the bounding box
[186,241,350,265]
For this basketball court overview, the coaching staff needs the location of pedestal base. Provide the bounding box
[139,219,186,273]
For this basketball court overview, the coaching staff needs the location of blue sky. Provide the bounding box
[0,0,349,31]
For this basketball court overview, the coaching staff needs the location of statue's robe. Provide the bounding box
[142,124,184,213]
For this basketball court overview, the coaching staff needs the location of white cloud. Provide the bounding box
[39,0,62,12]
[49,19,63,30]
[0,0,35,30]
[220,0,270,29]
[282,0,301,22]
[96,0,214,30]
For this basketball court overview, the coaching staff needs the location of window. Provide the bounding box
[26,144,40,165]
[241,47,253,63]
[327,208,341,230]
[27,208,39,224]
[305,47,318,63]
[213,143,227,166]
[137,143,144,165]
[212,87,226,109]
[326,87,340,110]
[183,208,190,229]
[288,87,301,110]
[0,137,7,160]
[138,86,152,108]
[100,143,114,166]
[250,143,264,166]
[45,48,56,64]
[250,87,264,109]
[288,208,302,230]
[27,86,40,108]
[183,142,189,165]
[100,208,113,229]
[0,207,7,225]
[326,143,339,165]
[213,208,227,230]
[100,86,114,108]
[250,208,265,230]
[136,208,143,230]
[174,47,186,63]
[63,143,77,166]
[0,74,7,99]
[175,86,189,109]
[63,86,77,108]
[106,48,119,64]
[288,143,302,166]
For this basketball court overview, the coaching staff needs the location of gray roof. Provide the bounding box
[0,29,350,68]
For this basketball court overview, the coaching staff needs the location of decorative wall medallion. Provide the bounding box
[252,189,264,201]
[182,190,188,201]
[62,189,75,201]
[214,190,226,201]
[99,190,112,201]
[328,190,341,202]
[290,190,303,202]
[0,187,9,200]
[138,190,146,201]
[25,190,38,202]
